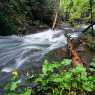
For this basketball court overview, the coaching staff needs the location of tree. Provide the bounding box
[89,0,94,36]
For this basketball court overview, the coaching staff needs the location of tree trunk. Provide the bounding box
[89,0,94,36]
[52,11,58,30]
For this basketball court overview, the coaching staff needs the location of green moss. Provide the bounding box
[83,32,95,50]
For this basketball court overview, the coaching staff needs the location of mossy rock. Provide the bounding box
[44,47,69,62]
[82,33,95,51]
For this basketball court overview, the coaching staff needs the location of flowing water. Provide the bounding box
[0,25,94,83]
[0,29,67,73]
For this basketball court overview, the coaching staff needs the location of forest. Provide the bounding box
[0,0,95,95]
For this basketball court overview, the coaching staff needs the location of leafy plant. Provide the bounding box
[4,71,32,95]
[34,59,95,95]
[3,59,95,95]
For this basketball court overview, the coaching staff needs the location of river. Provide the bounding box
[0,25,94,84]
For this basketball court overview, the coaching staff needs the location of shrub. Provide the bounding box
[4,59,95,95]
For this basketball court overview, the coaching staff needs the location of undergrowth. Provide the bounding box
[4,59,95,95]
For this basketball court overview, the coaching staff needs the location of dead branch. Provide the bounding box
[52,11,58,30]
[82,22,95,33]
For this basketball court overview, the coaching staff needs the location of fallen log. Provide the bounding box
[68,39,87,67]
[82,22,95,33]
[68,40,83,66]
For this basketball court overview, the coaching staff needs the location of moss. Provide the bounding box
[83,32,95,51]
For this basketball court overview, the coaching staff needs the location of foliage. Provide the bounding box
[1,0,95,35]
[34,59,95,95]
[0,0,58,35]
[4,59,95,95]
[83,31,95,50]
[0,0,27,35]
[0,2,17,35]
[59,0,95,23]
[4,71,32,95]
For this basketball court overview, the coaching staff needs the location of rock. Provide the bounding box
[44,47,69,62]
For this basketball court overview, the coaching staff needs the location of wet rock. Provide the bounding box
[44,47,69,62]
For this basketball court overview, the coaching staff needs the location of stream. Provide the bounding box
[0,25,95,84]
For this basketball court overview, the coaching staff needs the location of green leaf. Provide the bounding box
[82,81,94,92]
[89,68,95,72]
[22,89,32,95]
[63,72,72,81]
[73,65,86,74]
[61,59,71,66]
